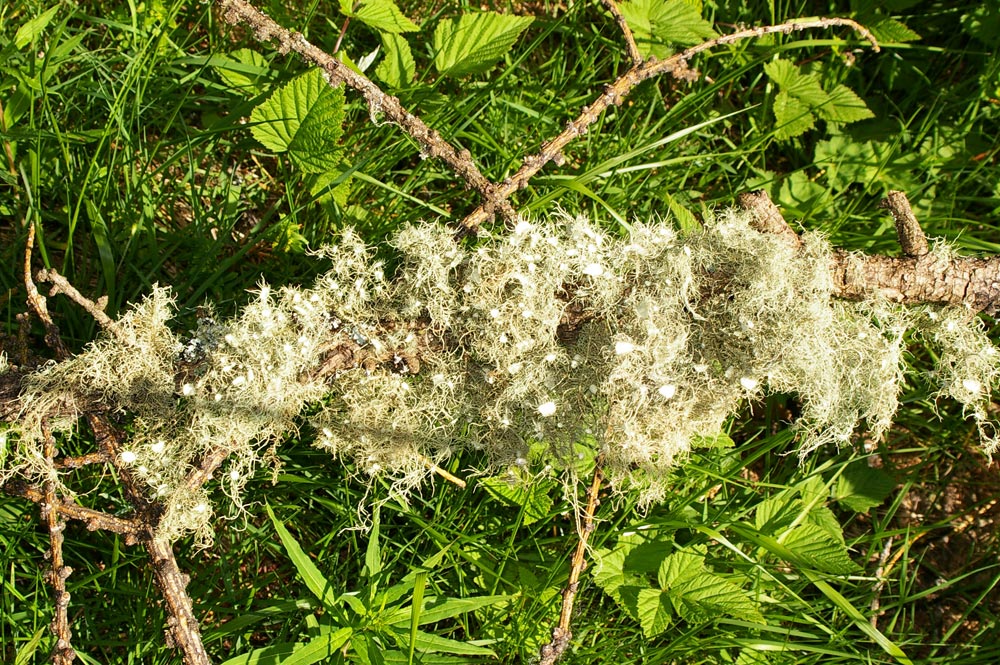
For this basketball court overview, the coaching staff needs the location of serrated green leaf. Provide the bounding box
[668,572,764,625]
[341,0,419,34]
[479,473,554,525]
[816,84,874,123]
[835,463,895,513]
[214,48,270,95]
[265,503,341,611]
[433,12,534,78]
[14,6,60,50]
[250,68,346,173]
[375,33,415,88]
[780,523,859,575]
[772,90,816,140]
[754,491,801,534]
[635,587,674,636]
[764,60,827,106]
[871,17,921,43]
[619,0,717,59]
[657,547,703,588]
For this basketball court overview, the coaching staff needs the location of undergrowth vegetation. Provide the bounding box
[2,0,1000,663]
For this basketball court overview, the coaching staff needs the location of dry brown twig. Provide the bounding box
[600,0,643,65]
[539,460,606,665]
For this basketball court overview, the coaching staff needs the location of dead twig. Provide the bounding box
[41,420,76,665]
[600,0,643,65]
[37,268,117,331]
[460,17,879,233]
[538,460,605,665]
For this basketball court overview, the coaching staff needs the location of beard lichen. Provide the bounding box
[5,210,999,542]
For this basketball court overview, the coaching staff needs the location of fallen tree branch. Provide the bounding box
[739,190,1000,315]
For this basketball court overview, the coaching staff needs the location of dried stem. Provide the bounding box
[538,460,605,665]
[4,481,141,537]
[41,420,76,665]
[600,0,643,65]
[460,17,879,233]
[37,268,117,331]
[218,0,516,226]
[424,458,467,489]
[881,189,929,257]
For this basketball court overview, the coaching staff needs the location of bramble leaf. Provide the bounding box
[213,48,270,95]
[780,523,860,575]
[835,463,895,513]
[764,59,871,139]
[620,0,717,59]
[636,587,674,636]
[479,472,555,525]
[772,91,816,140]
[375,33,415,88]
[817,85,875,123]
[433,12,534,78]
[340,0,419,34]
[250,68,346,173]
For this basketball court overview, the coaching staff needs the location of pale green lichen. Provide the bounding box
[5,210,999,541]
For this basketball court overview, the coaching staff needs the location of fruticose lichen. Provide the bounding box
[3,210,998,543]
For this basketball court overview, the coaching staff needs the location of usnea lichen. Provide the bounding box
[4,210,999,542]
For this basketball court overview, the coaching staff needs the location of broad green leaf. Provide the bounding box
[310,168,353,208]
[772,91,815,140]
[835,463,895,513]
[635,587,674,636]
[390,627,496,656]
[250,68,346,173]
[593,542,636,605]
[668,572,764,625]
[214,48,270,95]
[341,0,419,34]
[219,628,352,665]
[265,503,340,611]
[479,473,554,525]
[871,17,921,44]
[375,33,415,88]
[777,171,828,214]
[14,6,60,49]
[433,12,534,78]
[764,60,828,107]
[780,523,859,575]
[657,547,703,589]
[816,84,874,123]
[619,0,718,59]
